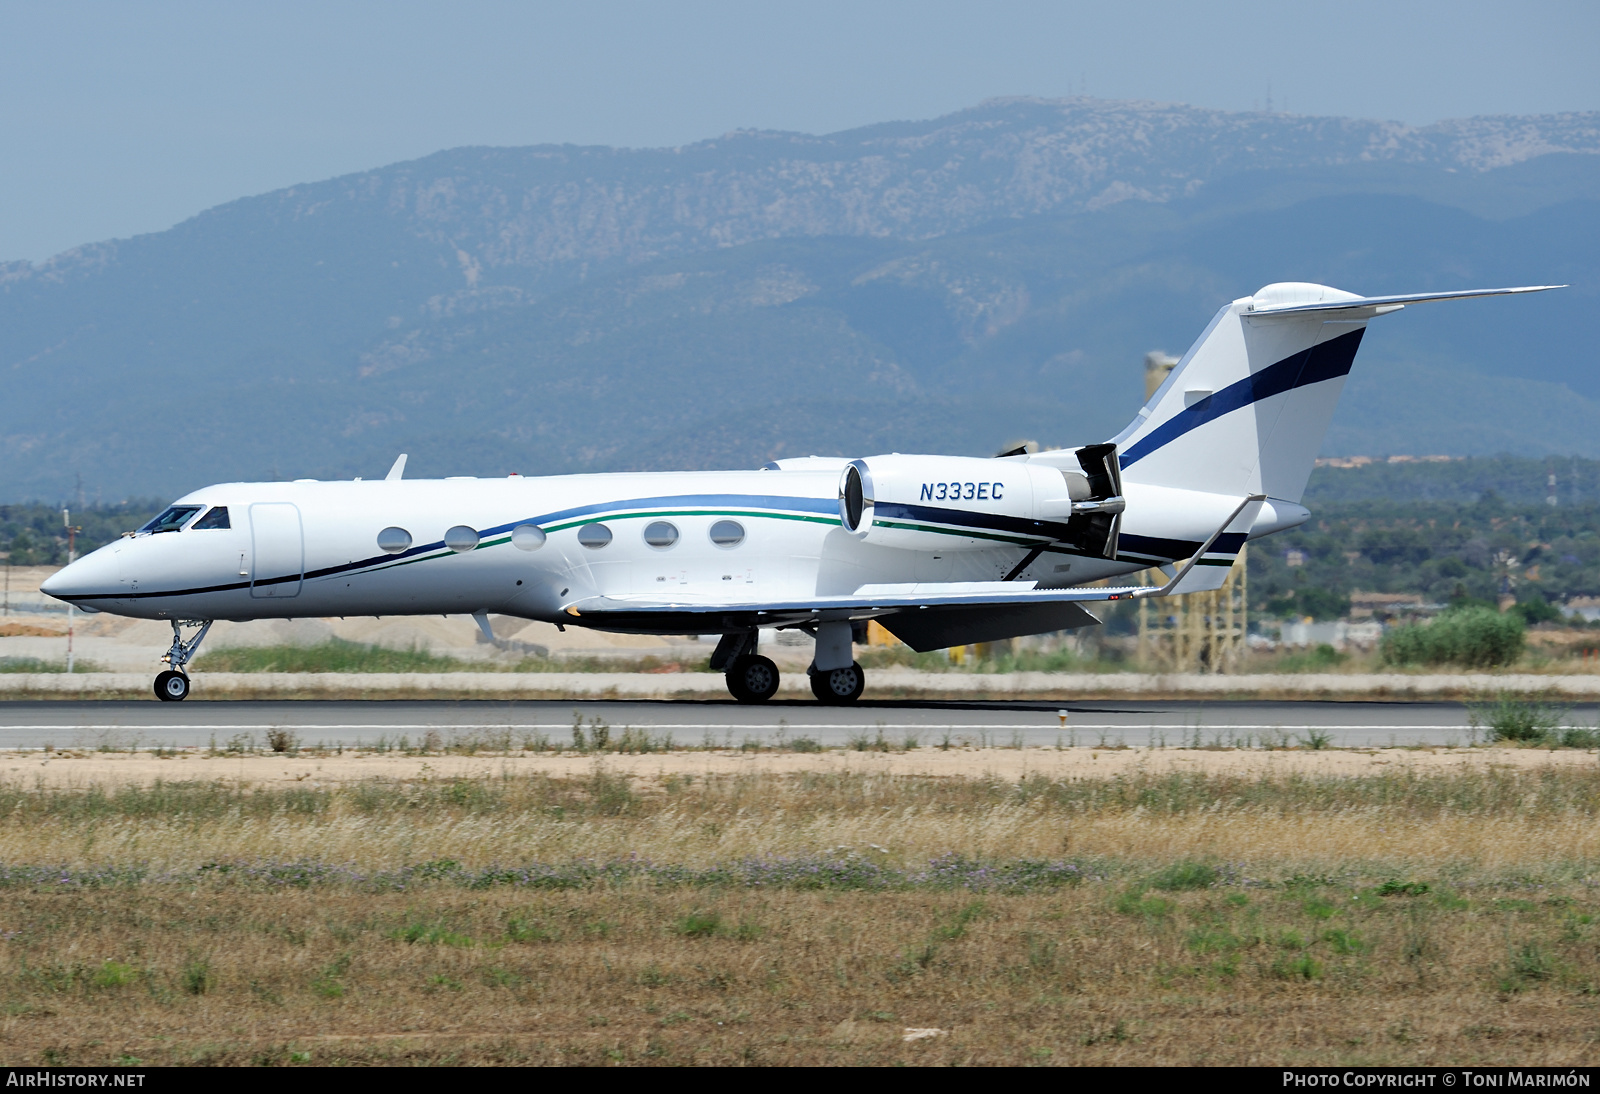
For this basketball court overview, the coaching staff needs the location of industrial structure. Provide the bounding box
[1134,352,1249,673]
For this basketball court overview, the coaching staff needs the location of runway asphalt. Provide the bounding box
[0,697,1563,750]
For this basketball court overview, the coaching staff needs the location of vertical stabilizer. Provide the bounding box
[1111,282,1562,505]
[1112,284,1367,504]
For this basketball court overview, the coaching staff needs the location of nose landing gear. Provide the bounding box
[154,619,213,702]
[154,670,190,702]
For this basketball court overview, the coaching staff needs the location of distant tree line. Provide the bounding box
[1300,455,1600,507]
[0,502,164,566]
[1250,493,1600,621]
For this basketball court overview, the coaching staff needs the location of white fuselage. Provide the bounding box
[43,455,1307,632]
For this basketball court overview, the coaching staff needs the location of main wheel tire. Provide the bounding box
[809,662,865,704]
[726,654,780,702]
[154,670,190,702]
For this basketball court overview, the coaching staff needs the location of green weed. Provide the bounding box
[1148,861,1217,891]
[674,911,722,938]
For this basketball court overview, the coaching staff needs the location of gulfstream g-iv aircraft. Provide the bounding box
[42,281,1563,703]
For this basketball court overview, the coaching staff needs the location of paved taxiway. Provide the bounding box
[0,698,1570,751]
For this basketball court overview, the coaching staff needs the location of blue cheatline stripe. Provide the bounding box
[1119,327,1365,469]
[59,492,1248,605]
[57,493,843,602]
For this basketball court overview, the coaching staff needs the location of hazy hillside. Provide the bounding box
[1,97,1597,500]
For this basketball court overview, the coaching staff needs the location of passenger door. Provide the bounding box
[250,503,304,599]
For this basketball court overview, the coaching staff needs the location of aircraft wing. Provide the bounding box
[566,578,1143,619]
[565,495,1264,645]
[561,582,1129,648]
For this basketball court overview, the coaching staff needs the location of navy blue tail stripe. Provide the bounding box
[1120,327,1365,469]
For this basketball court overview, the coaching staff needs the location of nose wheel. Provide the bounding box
[154,670,190,702]
[153,619,213,702]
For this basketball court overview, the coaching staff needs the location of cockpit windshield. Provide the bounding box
[138,505,203,534]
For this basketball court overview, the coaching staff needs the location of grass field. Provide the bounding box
[0,764,1594,1065]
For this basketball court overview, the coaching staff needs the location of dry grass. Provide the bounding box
[0,766,1593,1065]
[0,761,1596,874]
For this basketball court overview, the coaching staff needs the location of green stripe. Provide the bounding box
[543,508,839,534]
[345,510,839,578]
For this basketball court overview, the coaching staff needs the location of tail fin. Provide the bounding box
[1111,282,1562,504]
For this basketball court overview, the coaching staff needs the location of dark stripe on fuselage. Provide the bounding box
[1118,531,1245,561]
[55,493,840,603]
[871,501,1073,542]
[53,492,1242,605]
[1119,327,1365,469]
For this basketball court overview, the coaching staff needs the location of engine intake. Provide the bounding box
[839,461,874,536]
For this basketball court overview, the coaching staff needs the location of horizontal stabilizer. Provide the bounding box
[1248,285,1565,317]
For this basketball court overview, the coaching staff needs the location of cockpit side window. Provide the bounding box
[138,505,203,534]
[192,506,230,530]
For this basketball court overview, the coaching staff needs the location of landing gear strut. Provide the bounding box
[155,619,212,702]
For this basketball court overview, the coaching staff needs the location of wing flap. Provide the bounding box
[880,601,1102,652]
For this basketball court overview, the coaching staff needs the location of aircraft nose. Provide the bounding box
[40,547,118,602]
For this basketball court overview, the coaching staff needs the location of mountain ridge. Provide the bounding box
[1,97,1596,500]
[9,97,1599,282]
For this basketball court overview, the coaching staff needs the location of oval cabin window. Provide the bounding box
[643,521,679,548]
[444,525,480,553]
[577,523,613,549]
[511,524,546,551]
[376,526,412,554]
[709,519,745,548]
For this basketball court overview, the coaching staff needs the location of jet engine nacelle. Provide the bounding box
[837,452,1121,555]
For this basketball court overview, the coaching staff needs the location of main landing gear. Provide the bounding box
[712,623,869,704]
[712,631,780,703]
[726,654,781,703]
[808,662,865,704]
[154,619,213,702]
[806,619,865,704]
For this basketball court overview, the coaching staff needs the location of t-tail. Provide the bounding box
[1111,282,1564,505]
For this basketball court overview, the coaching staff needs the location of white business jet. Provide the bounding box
[42,281,1562,703]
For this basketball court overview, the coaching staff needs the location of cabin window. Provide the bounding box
[444,525,480,553]
[511,524,546,551]
[192,506,230,530]
[577,523,613,549]
[643,520,679,548]
[709,519,745,548]
[376,526,412,554]
[139,505,203,535]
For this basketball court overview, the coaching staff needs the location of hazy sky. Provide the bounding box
[2,0,1596,262]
